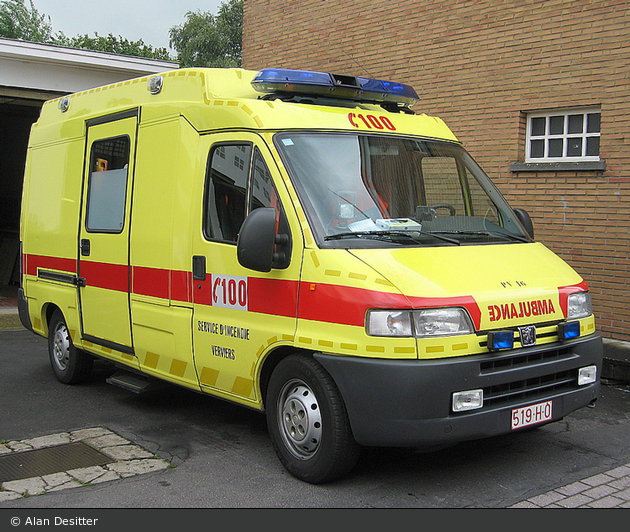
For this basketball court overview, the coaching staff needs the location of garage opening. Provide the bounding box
[0,87,63,301]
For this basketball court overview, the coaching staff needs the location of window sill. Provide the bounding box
[510,160,606,172]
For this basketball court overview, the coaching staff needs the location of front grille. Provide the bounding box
[451,342,587,415]
[483,369,577,409]
[480,346,573,373]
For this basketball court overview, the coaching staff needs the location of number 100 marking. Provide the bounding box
[212,274,248,310]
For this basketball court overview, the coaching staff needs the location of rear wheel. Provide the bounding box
[48,310,93,384]
[266,353,360,483]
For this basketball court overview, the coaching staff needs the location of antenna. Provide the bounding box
[341,49,374,77]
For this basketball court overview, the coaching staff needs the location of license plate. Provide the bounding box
[511,400,553,430]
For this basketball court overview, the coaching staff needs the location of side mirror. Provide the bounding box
[513,208,534,239]
[237,208,291,272]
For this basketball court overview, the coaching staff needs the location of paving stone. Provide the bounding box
[66,465,111,484]
[0,490,22,501]
[509,501,540,508]
[100,444,154,461]
[582,473,614,487]
[86,470,121,484]
[528,491,565,507]
[7,441,33,452]
[2,476,47,496]
[106,458,170,478]
[42,472,75,489]
[24,432,70,449]
[0,444,11,455]
[586,496,625,508]
[605,465,630,479]
[582,484,618,499]
[83,433,130,449]
[556,493,594,508]
[614,487,630,501]
[70,427,112,441]
[556,481,590,496]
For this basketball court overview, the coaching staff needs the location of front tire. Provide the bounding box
[48,310,93,384]
[266,354,360,483]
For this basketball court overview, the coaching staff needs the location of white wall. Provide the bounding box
[0,38,178,94]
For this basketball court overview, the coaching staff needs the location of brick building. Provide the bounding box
[242,0,630,342]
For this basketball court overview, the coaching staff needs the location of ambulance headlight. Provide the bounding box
[413,308,474,338]
[366,308,474,338]
[567,292,592,319]
[366,310,413,337]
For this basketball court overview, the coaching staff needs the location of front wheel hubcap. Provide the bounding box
[279,381,322,459]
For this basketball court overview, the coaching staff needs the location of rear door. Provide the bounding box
[78,110,138,356]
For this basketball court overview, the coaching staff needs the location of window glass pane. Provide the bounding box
[531,117,546,136]
[567,138,583,157]
[586,136,600,157]
[530,139,544,158]
[204,144,251,242]
[86,137,129,232]
[422,157,466,215]
[277,132,530,246]
[549,116,564,135]
[587,113,601,133]
[250,148,275,211]
[568,114,584,134]
[548,138,563,157]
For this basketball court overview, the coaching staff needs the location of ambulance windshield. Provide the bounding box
[276,133,532,248]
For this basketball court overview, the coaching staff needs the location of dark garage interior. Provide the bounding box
[0,91,47,296]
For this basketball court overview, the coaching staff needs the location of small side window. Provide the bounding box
[86,136,130,233]
[525,107,601,163]
[204,144,252,242]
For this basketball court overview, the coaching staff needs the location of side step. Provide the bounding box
[106,371,165,394]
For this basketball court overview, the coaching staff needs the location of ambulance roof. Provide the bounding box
[33,68,459,143]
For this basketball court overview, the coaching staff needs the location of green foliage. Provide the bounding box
[51,32,171,61]
[0,0,170,60]
[0,0,244,66]
[0,0,51,42]
[169,0,243,68]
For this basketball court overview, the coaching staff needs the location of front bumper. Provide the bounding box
[315,333,602,447]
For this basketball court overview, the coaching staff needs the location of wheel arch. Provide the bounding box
[258,346,317,410]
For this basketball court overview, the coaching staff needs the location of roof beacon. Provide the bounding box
[252,68,418,110]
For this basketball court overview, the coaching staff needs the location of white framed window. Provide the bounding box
[525,107,601,163]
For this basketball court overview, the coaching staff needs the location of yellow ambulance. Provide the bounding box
[19,67,602,483]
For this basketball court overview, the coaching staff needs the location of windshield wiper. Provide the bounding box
[428,230,530,243]
[325,230,460,245]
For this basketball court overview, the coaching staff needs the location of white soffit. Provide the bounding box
[0,38,178,95]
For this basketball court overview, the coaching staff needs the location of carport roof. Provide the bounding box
[0,37,178,96]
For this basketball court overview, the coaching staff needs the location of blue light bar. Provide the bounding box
[252,68,419,106]
[558,321,581,341]
[487,331,514,351]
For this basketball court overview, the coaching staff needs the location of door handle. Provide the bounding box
[192,255,206,281]
[80,239,91,256]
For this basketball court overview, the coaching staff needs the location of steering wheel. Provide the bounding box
[429,203,456,216]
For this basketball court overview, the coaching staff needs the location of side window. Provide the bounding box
[250,147,281,218]
[86,136,130,233]
[204,144,252,242]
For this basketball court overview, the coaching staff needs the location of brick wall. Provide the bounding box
[243,0,630,341]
